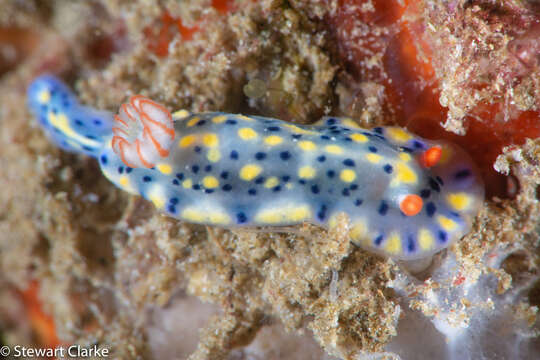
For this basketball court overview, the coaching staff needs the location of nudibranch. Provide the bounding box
[28,75,484,260]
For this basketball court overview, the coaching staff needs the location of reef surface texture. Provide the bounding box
[0,1,539,359]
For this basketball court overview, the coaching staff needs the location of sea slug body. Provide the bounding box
[28,75,484,260]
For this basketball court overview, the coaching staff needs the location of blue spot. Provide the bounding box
[204,165,212,172]
[344,137,352,142]
[311,185,320,194]
[374,235,384,246]
[255,152,267,160]
[292,134,302,139]
[438,231,447,243]
[374,127,383,134]
[196,120,206,126]
[93,119,102,126]
[455,169,471,179]
[226,119,237,125]
[237,212,247,224]
[172,179,180,185]
[74,119,83,126]
[222,184,232,191]
[100,155,108,164]
[342,188,350,196]
[326,118,337,125]
[354,199,363,206]
[383,164,393,173]
[230,150,239,160]
[126,167,133,173]
[320,135,330,140]
[255,177,265,185]
[327,170,335,178]
[168,205,176,213]
[343,159,355,167]
[420,189,431,198]
[407,236,416,252]
[413,140,424,149]
[204,189,214,194]
[170,198,179,205]
[248,188,257,196]
[426,202,436,217]
[143,176,152,182]
[401,147,414,153]
[267,126,280,132]
[176,173,184,180]
[193,184,201,190]
[378,201,388,216]
[282,175,290,182]
[317,204,327,221]
[350,184,358,191]
[192,165,200,173]
[299,179,307,185]
[194,146,202,153]
[52,108,58,114]
[429,178,440,192]
[118,166,124,174]
[317,155,326,162]
[280,151,291,161]
[273,186,281,192]
[368,146,378,153]
[220,171,229,179]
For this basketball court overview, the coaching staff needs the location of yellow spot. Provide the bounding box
[202,176,219,188]
[387,127,412,143]
[182,208,230,224]
[437,215,457,231]
[179,135,197,148]
[156,164,173,174]
[211,115,227,124]
[237,115,254,122]
[418,228,434,251]
[366,153,382,163]
[207,148,221,163]
[239,164,262,181]
[182,208,205,222]
[182,179,193,189]
[325,145,343,154]
[298,141,316,151]
[298,166,316,179]
[264,135,283,146]
[391,162,417,185]
[202,133,219,147]
[255,205,311,224]
[238,127,258,140]
[264,177,279,188]
[38,90,50,104]
[48,112,99,148]
[399,152,411,162]
[447,192,471,211]
[340,169,356,183]
[439,145,453,164]
[384,232,402,255]
[187,116,201,127]
[173,109,190,119]
[283,124,317,135]
[286,183,293,190]
[342,118,360,128]
[349,220,368,241]
[117,176,136,193]
[148,187,166,209]
[350,133,368,143]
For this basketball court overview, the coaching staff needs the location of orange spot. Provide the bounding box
[420,146,442,167]
[400,194,423,216]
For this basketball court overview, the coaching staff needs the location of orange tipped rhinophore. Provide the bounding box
[399,194,423,216]
[419,146,442,168]
[112,95,174,168]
